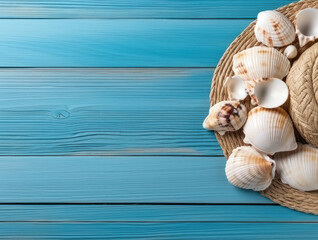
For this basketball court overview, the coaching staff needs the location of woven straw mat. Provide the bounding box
[210,0,318,214]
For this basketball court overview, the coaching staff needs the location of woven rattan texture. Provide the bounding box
[287,43,318,148]
[210,0,318,214]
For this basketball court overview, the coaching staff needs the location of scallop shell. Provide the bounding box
[225,146,276,191]
[243,107,297,155]
[203,101,247,135]
[275,144,318,191]
[224,75,247,101]
[255,10,295,47]
[233,46,290,81]
[244,78,289,108]
[284,45,298,59]
[295,8,318,47]
[253,78,289,108]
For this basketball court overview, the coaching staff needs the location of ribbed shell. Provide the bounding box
[243,107,297,155]
[275,144,318,191]
[233,46,290,81]
[225,146,276,191]
[255,10,295,47]
[203,101,247,135]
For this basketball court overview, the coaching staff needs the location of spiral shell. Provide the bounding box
[243,107,297,155]
[233,46,290,81]
[203,101,247,135]
[225,146,276,191]
[275,144,318,191]
[255,10,295,47]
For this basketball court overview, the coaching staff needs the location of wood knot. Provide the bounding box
[52,110,70,119]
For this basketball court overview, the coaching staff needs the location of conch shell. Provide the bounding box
[255,10,295,47]
[295,8,318,47]
[225,146,276,191]
[233,46,290,81]
[203,101,247,135]
[275,144,318,191]
[243,107,297,155]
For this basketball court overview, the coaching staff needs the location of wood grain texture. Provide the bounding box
[0,222,317,239]
[0,205,315,222]
[0,156,271,203]
[0,0,294,19]
[0,19,250,67]
[0,68,222,156]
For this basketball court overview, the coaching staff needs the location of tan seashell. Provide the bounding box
[224,75,247,101]
[284,45,298,59]
[203,101,247,135]
[225,146,276,191]
[295,8,318,47]
[243,107,297,155]
[275,144,318,191]
[255,10,295,47]
[233,46,290,81]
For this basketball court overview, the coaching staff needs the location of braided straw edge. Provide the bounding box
[210,0,318,215]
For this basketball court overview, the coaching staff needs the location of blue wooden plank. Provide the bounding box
[0,0,294,19]
[0,156,271,203]
[0,205,315,222]
[0,222,316,239]
[0,19,250,67]
[0,68,222,156]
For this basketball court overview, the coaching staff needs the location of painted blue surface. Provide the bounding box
[0,0,315,238]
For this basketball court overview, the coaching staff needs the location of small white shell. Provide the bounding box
[203,101,247,135]
[275,144,318,191]
[284,45,298,59]
[255,10,295,47]
[253,78,289,108]
[243,107,297,155]
[224,75,247,101]
[225,146,276,191]
[233,46,290,81]
[295,8,318,47]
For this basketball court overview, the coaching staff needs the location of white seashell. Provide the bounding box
[233,46,290,81]
[295,8,318,47]
[224,75,247,101]
[284,45,298,59]
[203,101,247,135]
[253,78,289,108]
[243,107,297,155]
[255,10,295,47]
[275,144,318,191]
[225,146,276,191]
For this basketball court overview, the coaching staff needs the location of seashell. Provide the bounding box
[203,100,247,135]
[233,46,290,81]
[253,78,289,108]
[295,8,318,47]
[225,146,276,191]
[255,10,295,47]
[224,75,247,101]
[275,144,318,191]
[284,45,298,59]
[243,107,297,155]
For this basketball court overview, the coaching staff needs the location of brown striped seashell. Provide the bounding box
[255,10,295,47]
[203,100,247,135]
[225,146,276,191]
[275,144,318,191]
[233,46,290,82]
[243,107,297,155]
